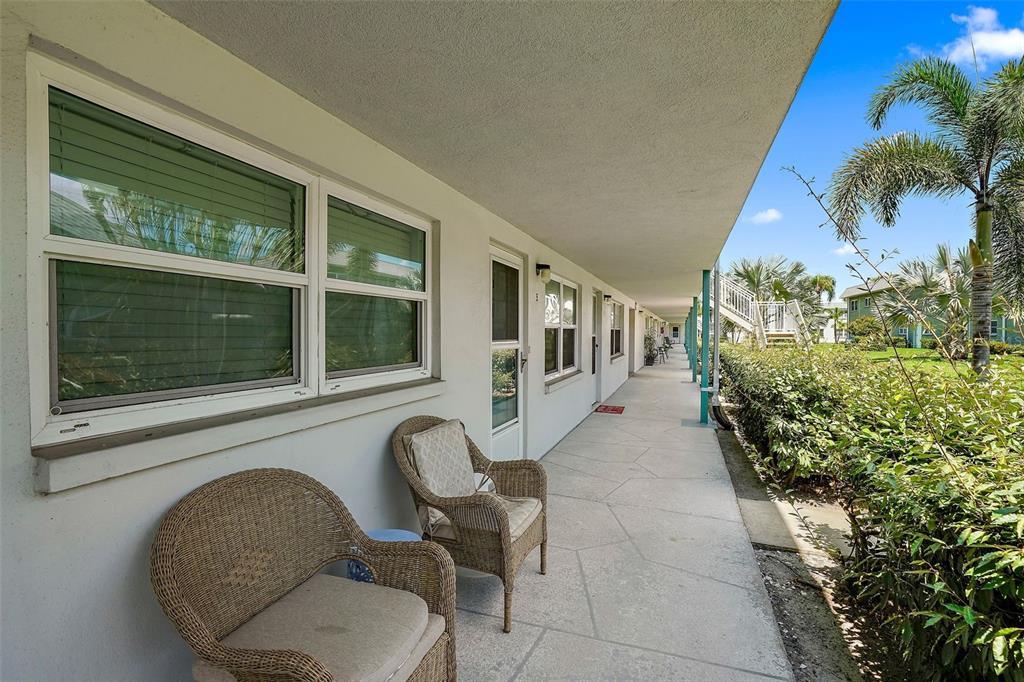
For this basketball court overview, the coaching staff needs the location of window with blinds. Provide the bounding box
[324,193,427,380]
[326,196,424,290]
[49,87,305,272]
[46,87,305,413]
[610,302,624,357]
[53,260,297,411]
[544,276,578,378]
[37,69,436,432]
[324,292,418,375]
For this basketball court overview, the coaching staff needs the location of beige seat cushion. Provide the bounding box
[426,493,542,542]
[193,573,444,682]
[403,420,476,499]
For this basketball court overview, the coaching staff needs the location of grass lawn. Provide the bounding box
[859,347,1024,378]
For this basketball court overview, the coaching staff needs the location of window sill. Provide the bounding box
[33,378,445,493]
[610,354,625,363]
[544,369,583,394]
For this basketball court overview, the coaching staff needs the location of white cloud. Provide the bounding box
[747,208,782,224]
[943,7,1024,70]
[953,6,999,32]
[833,243,857,256]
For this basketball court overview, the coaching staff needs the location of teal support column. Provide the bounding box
[684,316,690,355]
[700,270,711,424]
[690,297,699,382]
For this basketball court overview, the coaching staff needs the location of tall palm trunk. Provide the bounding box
[971,203,993,373]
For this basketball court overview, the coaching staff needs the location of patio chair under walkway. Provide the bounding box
[453,347,792,680]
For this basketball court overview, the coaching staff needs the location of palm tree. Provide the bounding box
[769,260,806,301]
[729,256,787,300]
[825,306,847,343]
[805,274,837,304]
[829,57,1024,373]
[880,244,974,358]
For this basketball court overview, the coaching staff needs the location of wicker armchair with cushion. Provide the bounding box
[150,468,456,682]
[391,416,547,633]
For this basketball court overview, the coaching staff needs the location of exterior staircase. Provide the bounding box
[712,272,812,350]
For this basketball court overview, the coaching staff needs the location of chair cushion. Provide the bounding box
[193,573,444,682]
[403,419,476,498]
[427,493,542,542]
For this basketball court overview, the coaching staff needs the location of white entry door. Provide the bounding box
[490,247,525,460]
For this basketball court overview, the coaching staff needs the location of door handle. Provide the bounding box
[520,356,528,372]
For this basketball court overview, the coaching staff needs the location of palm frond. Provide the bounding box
[993,198,1024,306]
[993,152,1024,205]
[868,58,975,132]
[985,58,1024,138]
[828,132,973,237]
[729,256,787,300]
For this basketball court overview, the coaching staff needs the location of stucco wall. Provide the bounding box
[0,3,640,679]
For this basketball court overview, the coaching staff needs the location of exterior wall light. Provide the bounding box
[535,263,552,283]
[603,294,612,302]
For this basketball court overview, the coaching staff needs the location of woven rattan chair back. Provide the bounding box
[391,416,485,496]
[151,468,363,641]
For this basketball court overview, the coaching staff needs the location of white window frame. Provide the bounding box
[25,54,434,449]
[609,301,625,359]
[319,180,432,395]
[543,274,579,380]
[850,299,859,312]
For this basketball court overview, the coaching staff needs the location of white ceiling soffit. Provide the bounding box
[153,1,836,318]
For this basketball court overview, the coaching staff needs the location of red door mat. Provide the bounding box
[594,405,625,414]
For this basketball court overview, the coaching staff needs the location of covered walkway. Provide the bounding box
[454,347,791,680]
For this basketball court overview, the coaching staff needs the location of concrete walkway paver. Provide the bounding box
[455,347,793,681]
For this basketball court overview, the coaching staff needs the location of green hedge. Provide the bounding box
[720,345,1024,680]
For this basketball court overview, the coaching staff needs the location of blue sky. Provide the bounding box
[720,1,1024,297]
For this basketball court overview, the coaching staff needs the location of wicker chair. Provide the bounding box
[150,468,456,682]
[391,416,547,633]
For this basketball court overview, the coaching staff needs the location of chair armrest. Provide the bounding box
[435,491,511,537]
[360,539,456,632]
[486,459,547,501]
[202,643,333,682]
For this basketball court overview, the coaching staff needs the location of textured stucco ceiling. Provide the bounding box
[153,1,836,318]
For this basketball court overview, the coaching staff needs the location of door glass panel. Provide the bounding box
[492,260,519,342]
[491,348,518,429]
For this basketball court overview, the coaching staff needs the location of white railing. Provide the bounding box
[786,299,813,349]
[710,272,811,350]
[759,301,789,332]
[720,276,756,322]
